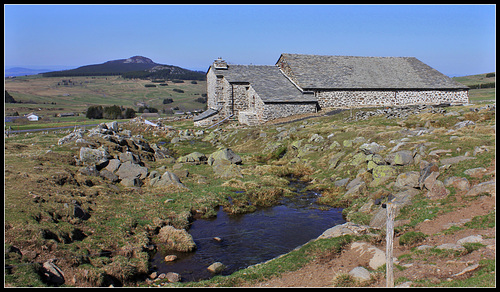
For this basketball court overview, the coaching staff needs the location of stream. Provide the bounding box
[151,179,345,282]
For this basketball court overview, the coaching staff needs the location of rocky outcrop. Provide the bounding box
[149,171,187,189]
[208,148,242,165]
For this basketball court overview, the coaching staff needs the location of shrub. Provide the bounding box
[86,105,103,119]
[103,105,122,119]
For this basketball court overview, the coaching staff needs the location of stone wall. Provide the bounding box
[316,89,469,108]
[261,102,318,122]
[206,69,218,110]
[238,111,259,126]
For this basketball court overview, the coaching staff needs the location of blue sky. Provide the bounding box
[4,4,496,76]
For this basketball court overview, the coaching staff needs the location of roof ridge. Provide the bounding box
[281,53,415,59]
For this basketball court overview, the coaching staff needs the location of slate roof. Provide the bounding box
[212,65,316,103]
[279,53,468,90]
[193,108,218,121]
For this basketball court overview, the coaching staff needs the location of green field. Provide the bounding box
[5,75,207,119]
[452,72,495,86]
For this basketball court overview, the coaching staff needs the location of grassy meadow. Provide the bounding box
[5,75,207,121]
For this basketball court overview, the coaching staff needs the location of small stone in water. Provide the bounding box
[164,255,178,262]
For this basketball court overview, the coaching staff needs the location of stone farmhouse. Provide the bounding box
[194,53,469,126]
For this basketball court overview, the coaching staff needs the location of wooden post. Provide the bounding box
[385,202,396,288]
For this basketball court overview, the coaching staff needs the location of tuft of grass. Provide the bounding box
[399,231,427,247]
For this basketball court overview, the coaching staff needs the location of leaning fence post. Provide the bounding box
[385,202,396,287]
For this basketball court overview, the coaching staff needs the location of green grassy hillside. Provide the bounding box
[5,75,207,122]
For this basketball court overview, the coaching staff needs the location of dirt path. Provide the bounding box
[252,193,495,287]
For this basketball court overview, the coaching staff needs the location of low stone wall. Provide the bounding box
[316,89,469,108]
[262,102,318,122]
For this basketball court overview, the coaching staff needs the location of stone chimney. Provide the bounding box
[213,57,228,70]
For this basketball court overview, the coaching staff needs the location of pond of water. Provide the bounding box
[151,180,345,282]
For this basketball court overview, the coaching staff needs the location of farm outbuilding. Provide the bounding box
[194,53,469,127]
[25,113,40,121]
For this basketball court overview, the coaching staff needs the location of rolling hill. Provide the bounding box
[41,56,205,80]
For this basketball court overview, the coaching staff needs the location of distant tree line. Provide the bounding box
[43,71,123,77]
[122,70,205,81]
[467,82,495,89]
[86,105,136,119]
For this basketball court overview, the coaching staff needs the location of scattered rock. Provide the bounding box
[473,145,490,156]
[208,148,242,165]
[99,169,120,182]
[42,259,65,285]
[177,152,207,164]
[207,262,226,274]
[443,176,470,192]
[452,264,480,277]
[423,172,450,199]
[435,243,466,252]
[454,120,475,129]
[394,171,420,190]
[440,156,476,166]
[334,178,349,187]
[385,150,414,166]
[104,159,121,173]
[115,161,148,180]
[149,171,187,189]
[118,151,141,164]
[328,152,345,170]
[166,272,181,283]
[371,165,398,185]
[359,142,386,155]
[343,139,353,148]
[418,162,439,189]
[58,130,85,145]
[309,133,324,143]
[457,235,483,245]
[464,167,487,177]
[350,242,386,270]
[348,266,371,282]
[344,181,366,198]
[164,255,178,262]
[212,159,243,178]
[464,180,496,197]
[428,149,452,156]
[349,152,367,166]
[79,147,110,166]
[120,177,143,187]
[318,222,370,239]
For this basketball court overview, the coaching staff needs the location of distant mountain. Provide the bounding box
[5,67,52,77]
[42,56,205,80]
